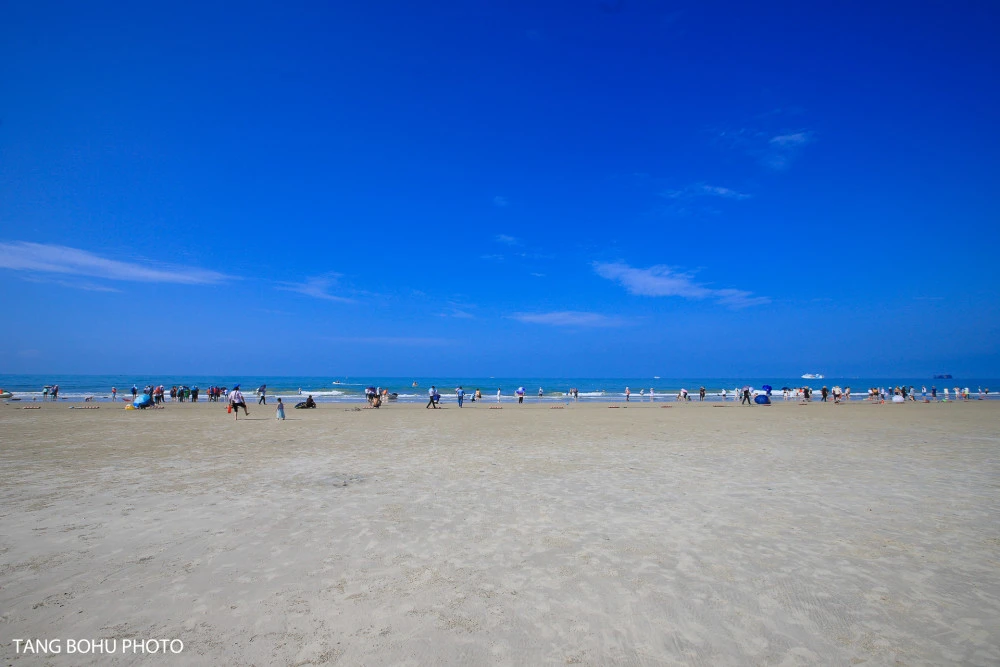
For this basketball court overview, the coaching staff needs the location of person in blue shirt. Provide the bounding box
[456,386,465,408]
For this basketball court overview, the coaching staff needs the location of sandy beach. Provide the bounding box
[1,399,998,665]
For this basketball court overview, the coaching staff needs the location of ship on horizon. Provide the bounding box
[801,373,825,380]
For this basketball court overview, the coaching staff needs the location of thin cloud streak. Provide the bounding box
[511,311,631,327]
[495,234,519,245]
[770,132,811,147]
[593,261,770,309]
[663,184,751,200]
[18,275,122,292]
[0,241,232,284]
[276,274,356,303]
[764,130,813,170]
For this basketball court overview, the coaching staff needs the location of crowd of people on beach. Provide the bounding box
[19,380,992,409]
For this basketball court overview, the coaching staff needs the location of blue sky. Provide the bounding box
[1,0,998,376]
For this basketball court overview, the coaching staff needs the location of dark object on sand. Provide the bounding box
[295,395,317,409]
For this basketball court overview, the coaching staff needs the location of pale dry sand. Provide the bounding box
[1,399,998,665]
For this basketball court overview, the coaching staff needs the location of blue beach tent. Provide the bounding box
[754,394,771,405]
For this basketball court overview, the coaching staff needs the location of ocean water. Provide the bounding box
[1,375,996,403]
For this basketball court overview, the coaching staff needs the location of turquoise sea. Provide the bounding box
[1,375,996,403]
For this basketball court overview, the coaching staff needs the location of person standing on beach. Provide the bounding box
[427,385,439,409]
[497,388,502,403]
[516,387,525,404]
[131,384,138,400]
[229,385,249,419]
[275,398,285,420]
[741,385,752,405]
[538,387,544,401]
[111,387,117,402]
[650,388,655,402]
[625,386,630,402]
[258,384,267,405]
[699,387,706,401]
[456,386,465,408]
[931,386,937,400]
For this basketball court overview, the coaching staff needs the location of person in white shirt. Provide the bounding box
[229,385,249,419]
[496,388,502,404]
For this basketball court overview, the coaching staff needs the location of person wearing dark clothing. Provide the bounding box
[294,395,316,409]
[258,385,267,405]
[741,386,753,405]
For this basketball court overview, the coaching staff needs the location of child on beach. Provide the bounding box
[276,398,285,420]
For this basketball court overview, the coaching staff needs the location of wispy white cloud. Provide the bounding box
[593,261,769,309]
[763,131,813,170]
[276,274,355,303]
[712,120,814,170]
[770,132,811,147]
[662,184,751,200]
[438,310,475,319]
[493,195,509,207]
[438,301,476,319]
[495,234,519,245]
[0,241,232,284]
[18,275,122,292]
[511,311,631,327]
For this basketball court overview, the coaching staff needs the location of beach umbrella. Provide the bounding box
[762,385,772,392]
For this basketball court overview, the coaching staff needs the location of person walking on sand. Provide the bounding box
[427,385,439,409]
[275,397,285,420]
[258,384,267,405]
[497,388,502,404]
[111,387,117,402]
[229,385,249,419]
[741,385,753,406]
[456,386,465,408]
[625,386,630,402]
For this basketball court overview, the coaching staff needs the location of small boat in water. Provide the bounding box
[801,373,825,380]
